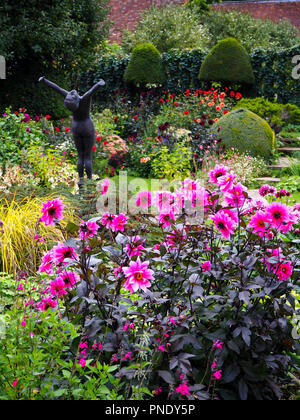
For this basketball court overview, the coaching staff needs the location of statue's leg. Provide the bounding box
[74,133,85,187]
[84,134,94,179]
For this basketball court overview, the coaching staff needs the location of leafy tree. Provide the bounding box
[0,0,111,118]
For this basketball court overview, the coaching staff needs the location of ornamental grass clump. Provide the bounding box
[0,196,77,275]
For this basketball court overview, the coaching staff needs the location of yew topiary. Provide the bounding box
[199,37,255,85]
[211,108,276,158]
[124,43,166,86]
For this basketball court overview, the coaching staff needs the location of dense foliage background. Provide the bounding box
[0,0,111,118]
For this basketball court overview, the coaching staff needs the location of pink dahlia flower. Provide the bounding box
[211,211,237,239]
[224,183,247,208]
[208,164,229,185]
[40,199,65,226]
[111,214,128,232]
[136,190,152,208]
[50,278,68,298]
[79,220,99,240]
[52,244,78,266]
[101,212,115,229]
[38,251,54,274]
[58,271,80,290]
[277,261,293,281]
[101,177,110,196]
[158,210,176,229]
[248,211,272,237]
[122,257,154,293]
[126,235,145,258]
[266,202,291,230]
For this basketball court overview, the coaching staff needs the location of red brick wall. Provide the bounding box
[108,0,300,43]
[213,2,300,33]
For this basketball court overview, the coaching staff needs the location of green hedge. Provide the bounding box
[79,45,300,105]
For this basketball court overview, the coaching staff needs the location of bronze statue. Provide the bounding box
[39,77,105,185]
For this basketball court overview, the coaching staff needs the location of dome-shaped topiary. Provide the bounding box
[124,43,166,86]
[211,108,276,158]
[199,37,255,85]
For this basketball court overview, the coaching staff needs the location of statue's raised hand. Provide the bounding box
[97,79,105,87]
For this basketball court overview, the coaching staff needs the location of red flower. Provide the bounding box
[223,110,229,115]
[174,102,179,107]
[133,115,138,120]
[65,127,70,133]
[184,110,189,115]
[96,135,101,142]
[236,92,242,100]
[45,115,51,120]
[92,146,96,151]
[55,127,60,132]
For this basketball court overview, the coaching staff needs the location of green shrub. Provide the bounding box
[199,38,255,85]
[211,108,275,158]
[124,43,166,87]
[152,142,192,180]
[121,5,210,54]
[234,98,300,129]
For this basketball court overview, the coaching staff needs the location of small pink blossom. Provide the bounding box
[122,352,132,361]
[201,261,212,272]
[78,358,86,368]
[213,370,222,380]
[176,382,190,396]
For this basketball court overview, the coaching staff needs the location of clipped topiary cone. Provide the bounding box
[199,37,255,86]
[124,43,166,87]
[211,108,276,158]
